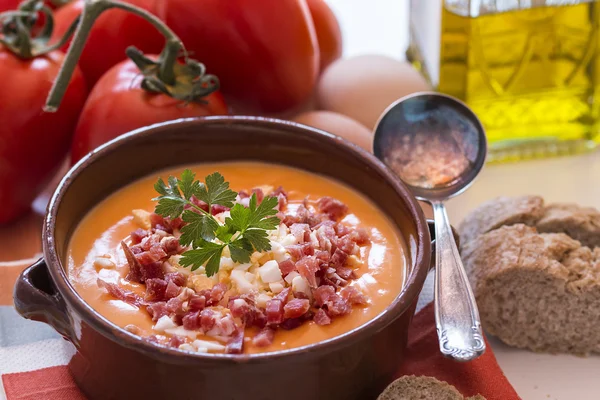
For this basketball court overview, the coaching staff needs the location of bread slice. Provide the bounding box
[537,203,600,248]
[457,195,544,247]
[377,375,485,400]
[462,224,600,354]
[459,196,600,249]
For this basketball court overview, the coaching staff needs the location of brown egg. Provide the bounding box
[291,111,373,152]
[316,55,431,129]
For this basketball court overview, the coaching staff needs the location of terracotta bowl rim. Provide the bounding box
[43,115,432,364]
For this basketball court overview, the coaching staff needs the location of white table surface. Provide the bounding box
[326,1,600,399]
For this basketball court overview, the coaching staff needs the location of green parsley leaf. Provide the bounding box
[179,240,225,274]
[154,197,186,219]
[249,195,279,225]
[154,177,169,196]
[204,248,224,277]
[167,176,181,198]
[243,228,271,252]
[152,171,281,277]
[180,210,219,245]
[252,216,281,231]
[179,169,203,199]
[153,175,187,218]
[227,203,250,232]
[197,172,237,210]
[228,238,253,263]
[215,224,235,243]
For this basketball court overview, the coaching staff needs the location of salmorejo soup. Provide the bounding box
[68,162,406,354]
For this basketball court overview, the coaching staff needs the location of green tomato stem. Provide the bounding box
[0,0,77,59]
[44,0,183,112]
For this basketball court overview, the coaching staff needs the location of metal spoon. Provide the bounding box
[373,92,487,362]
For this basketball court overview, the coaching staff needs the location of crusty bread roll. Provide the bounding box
[459,196,600,354]
[377,375,485,400]
[458,195,544,247]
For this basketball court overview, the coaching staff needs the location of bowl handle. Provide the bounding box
[427,219,460,269]
[13,258,77,343]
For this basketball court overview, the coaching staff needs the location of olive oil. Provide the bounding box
[408,1,600,162]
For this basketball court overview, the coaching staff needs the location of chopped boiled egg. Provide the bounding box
[280,234,297,246]
[234,263,252,271]
[269,282,284,294]
[131,209,151,230]
[220,257,235,270]
[256,293,272,308]
[192,339,226,352]
[269,241,287,262]
[165,326,199,339]
[154,315,177,332]
[230,269,256,294]
[93,256,115,270]
[259,260,283,283]
[178,343,196,352]
[284,271,300,284]
[189,275,214,292]
[291,276,311,298]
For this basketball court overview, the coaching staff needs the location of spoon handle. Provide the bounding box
[432,201,485,361]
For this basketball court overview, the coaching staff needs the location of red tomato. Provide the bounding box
[306,0,342,72]
[0,1,73,13]
[70,57,229,164]
[0,50,87,223]
[52,0,165,87]
[0,0,19,11]
[163,0,319,113]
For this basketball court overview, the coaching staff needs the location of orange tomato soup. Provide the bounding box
[67,162,406,353]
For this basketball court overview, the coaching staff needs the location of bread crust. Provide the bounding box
[458,196,544,248]
[377,375,485,400]
[460,196,600,355]
[537,203,600,248]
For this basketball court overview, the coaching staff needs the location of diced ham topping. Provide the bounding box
[290,223,311,244]
[150,213,174,233]
[211,204,230,215]
[283,298,310,319]
[182,311,201,330]
[145,278,167,302]
[325,294,352,317]
[252,328,275,347]
[277,259,296,276]
[169,335,185,348]
[317,197,348,221]
[97,279,143,307]
[286,243,315,260]
[314,285,336,307]
[188,294,206,311]
[164,281,180,299]
[225,328,245,354]
[314,309,332,326]
[161,237,180,255]
[266,299,284,325]
[330,248,348,268]
[295,256,319,288]
[98,188,371,354]
[341,286,368,306]
[200,309,216,331]
[165,272,186,287]
[130,228,149,244]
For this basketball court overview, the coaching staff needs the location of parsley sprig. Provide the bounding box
[153,170,280,276]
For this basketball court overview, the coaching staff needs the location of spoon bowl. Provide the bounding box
[373,92,487,201]
[374,92,487,362]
